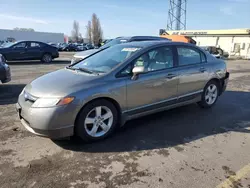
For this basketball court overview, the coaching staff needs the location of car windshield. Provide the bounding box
[100,38,128,49]
[73,44,142,73]
[1,42,15,48]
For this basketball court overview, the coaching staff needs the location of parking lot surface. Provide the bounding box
[1,57,250,188]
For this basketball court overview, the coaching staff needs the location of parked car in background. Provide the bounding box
[63,43,80,51]
[200,46,227,59]
[48,42,59,49]
[71,36,171,64]
[85,44,94,50]
[0,41,59,63]
[16,41,229,142]
[58,43,68,51]
[0,54,11,83]
[76,44,87,51]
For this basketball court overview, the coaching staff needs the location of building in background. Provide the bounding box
[0,29,64,43]
[160,29,250,58]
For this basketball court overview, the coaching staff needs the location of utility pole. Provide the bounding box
[167,0,187,30]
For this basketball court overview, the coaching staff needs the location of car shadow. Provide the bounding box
[0,84,26,105]
[7,60,70,65]
[53,90,250,153]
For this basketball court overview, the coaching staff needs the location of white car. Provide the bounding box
[212,53,221,59]
[71,49,99,64]
[200,46,223,59]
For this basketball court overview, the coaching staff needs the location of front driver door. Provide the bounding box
[9,42,28,60]
[124,46,179,114]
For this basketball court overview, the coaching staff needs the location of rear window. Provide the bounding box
[30,42,41,48]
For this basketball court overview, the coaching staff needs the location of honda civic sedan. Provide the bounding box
[16,41,229,142]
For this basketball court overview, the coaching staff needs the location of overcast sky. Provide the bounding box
[0,0,249,38]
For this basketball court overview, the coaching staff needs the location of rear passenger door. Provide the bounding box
[26,42,43,60]
[175,46,209,100]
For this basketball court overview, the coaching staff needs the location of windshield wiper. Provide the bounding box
[66,66,96,74]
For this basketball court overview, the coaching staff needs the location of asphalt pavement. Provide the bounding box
[0,57,250,188]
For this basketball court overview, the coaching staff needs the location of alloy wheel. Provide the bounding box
[43,54,52,63]
[205,84,218,105]
[84,106,113,137]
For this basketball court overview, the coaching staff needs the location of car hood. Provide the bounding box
[74,49,99,58]
[25,68,102,98]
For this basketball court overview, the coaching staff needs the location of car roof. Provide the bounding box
[115,36,170,41]
[116,40,196,48]
[15,40,46,44]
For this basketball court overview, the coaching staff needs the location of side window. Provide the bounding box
[13,42,26,48]
[148,51,157,59]
[119,47,174,76]
[134,47,174,72]
[30,42,40,48]
[177,47,201,66]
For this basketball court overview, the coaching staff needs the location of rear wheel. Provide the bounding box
[75,100,118,142]
[41,53,52,63]
[198,80,219,108]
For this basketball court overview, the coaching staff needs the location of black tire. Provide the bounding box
[41,53,52,63]
[75,99,118,142]
[198,80,219,108]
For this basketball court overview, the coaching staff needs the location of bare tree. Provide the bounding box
[86,21,92,44]
[91,13,103,46]
[71,20,81,42]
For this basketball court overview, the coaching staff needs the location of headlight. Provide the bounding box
[32,97,74,108]
[0,60,6,66]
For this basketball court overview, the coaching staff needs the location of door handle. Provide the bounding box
[165,73,176,79]
[200,67,206,72]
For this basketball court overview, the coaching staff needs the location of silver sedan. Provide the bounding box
[16,41,229,142]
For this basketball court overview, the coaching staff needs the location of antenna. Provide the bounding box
[167,0,187,30]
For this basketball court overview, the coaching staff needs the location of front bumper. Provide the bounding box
[221,72,230,93]
[16,94,76,138]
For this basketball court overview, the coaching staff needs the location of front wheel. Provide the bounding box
[75,100,118,142]
[198,80,219,108]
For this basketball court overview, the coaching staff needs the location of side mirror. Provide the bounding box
[131,66,144,80]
